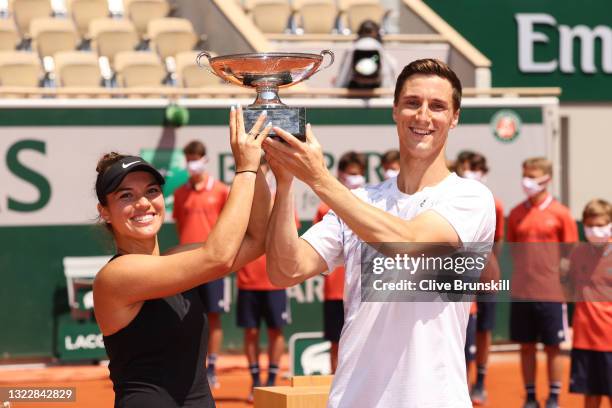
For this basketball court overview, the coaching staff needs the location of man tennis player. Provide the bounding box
[262,59,496,408]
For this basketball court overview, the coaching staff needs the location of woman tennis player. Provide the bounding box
[93,107,271,408]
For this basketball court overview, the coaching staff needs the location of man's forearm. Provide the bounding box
[312,173,418,243]
[265,183,303,285]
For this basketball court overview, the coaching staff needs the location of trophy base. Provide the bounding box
[244,106,306,142]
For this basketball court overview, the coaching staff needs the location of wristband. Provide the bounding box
[235,170,258,175]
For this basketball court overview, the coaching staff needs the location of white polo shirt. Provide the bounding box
[301,173,495,408]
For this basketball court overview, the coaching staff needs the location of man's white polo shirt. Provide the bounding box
[302,173,495,408]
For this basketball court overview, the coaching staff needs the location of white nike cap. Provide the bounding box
[95,155,165,204]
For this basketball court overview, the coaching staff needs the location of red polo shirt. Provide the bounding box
[173,175,229,244]
[569,244,612,351]
[507,194,578,301]
[314,202,345,301]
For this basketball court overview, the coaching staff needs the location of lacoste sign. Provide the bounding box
[64,334,104,351]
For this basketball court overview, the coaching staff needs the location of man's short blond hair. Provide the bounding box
[582,199,612,223]
[523,157,552,176]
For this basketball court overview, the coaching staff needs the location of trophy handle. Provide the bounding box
[314,50,334,73]
[196,50,216,75]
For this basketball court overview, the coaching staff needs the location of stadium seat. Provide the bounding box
[114,50,165,87]
[89,17,138,64]
[0,50,42,86]
[147,17,197,60]
[30,17,79,59]
[293,0,337,34]
[66,0,110,38]
[9,0,53,38]
[123,0,169,36]
[0,18,20,50]
[338,0,386,33]
[244,0,291,34]
[54,50,102,87]
[175,50,229,88]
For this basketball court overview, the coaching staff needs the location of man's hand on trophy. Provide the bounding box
[265,152,294,187]
[262,124,329,188]
[230,105,271,172]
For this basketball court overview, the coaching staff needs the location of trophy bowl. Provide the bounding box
[197,51,334,141]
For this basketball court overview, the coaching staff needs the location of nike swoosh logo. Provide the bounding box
[122,161,140,169]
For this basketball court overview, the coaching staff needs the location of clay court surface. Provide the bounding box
[0,352,602,407]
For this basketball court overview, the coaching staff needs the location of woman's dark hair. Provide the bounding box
[95,152,128,232]
[357,20,382,43]
[96,152,128,206]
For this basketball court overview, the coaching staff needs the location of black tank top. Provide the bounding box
[102,255,215,408]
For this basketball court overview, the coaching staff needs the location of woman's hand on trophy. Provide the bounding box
[262,124,328,188]
[230,105,271,172]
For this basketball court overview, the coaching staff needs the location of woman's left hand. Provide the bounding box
[229,105,271,172]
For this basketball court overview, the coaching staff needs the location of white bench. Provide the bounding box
[63,256,111,313]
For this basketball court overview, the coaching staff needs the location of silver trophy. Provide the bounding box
[197,51,334,141]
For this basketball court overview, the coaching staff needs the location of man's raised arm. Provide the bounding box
[264,126,462,246]
[265,165,327,288]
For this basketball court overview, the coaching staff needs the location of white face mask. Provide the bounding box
[462,170,486,183]
[341,173,366,189]
[187,157,207,176]
[522,175,549,197]
[584,223,611,244]
[384,169,399,180]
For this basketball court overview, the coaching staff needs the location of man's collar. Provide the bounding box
[525,193,553,210]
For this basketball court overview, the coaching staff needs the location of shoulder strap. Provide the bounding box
[108,254,123,263]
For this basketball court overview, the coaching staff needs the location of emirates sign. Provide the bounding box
[516,13,612,74]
